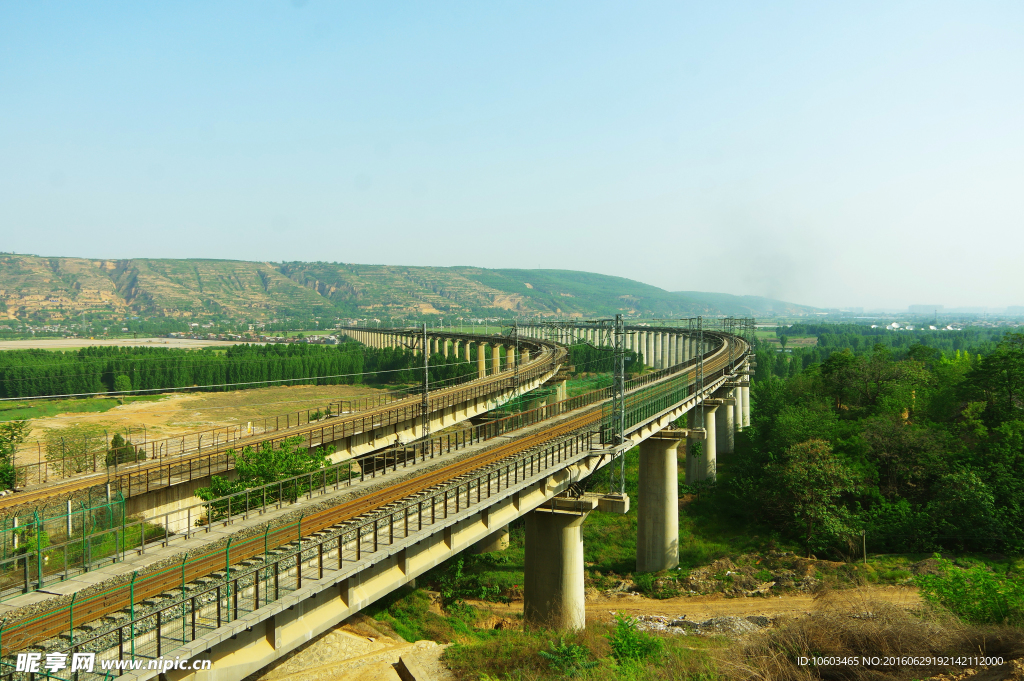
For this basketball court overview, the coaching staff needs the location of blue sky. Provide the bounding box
[1,2,1022,309]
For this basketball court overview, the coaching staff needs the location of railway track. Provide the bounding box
[0,334,566,515]
[0,330,747,655]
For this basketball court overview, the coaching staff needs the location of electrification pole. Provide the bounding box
[609,314,628,495]
[695,315,704,430]
[421,323,429,440]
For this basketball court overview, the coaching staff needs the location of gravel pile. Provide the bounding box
[627,613,774,637]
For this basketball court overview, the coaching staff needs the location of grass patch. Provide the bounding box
[0,395,164,421]
[363,586,485,644]
[443,619,725,681]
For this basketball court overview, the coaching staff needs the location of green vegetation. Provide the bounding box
[0,395,161,421]
[0,341,474,399]
[732,332,1024,557]
[0,421,27,488]
[194,436,331,521]
[365,582,722,681]
[567,343,642,374]
[105,433,146,466]
[44,424,104,474]
[755,322,1011,382]
[915,555,1024,625]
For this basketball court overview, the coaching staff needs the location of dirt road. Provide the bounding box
[0,338,257,351]
[467,585,922,624]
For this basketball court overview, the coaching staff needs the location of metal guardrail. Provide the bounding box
[0,332,748,664]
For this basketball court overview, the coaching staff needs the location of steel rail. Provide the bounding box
[0,332,746,655]
[0,333,566,515]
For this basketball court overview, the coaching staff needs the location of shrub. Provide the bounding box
[607,613,663,663]
[915,555,1024,625]
[537,638,598,677]
[438,558,505,607]
[633,572,680,599]
[105,433,146,466]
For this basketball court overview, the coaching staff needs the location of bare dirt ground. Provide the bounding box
[465,584,922,624]
[15,384,398,466]
[246,615,453,681]
[0,338,257,351]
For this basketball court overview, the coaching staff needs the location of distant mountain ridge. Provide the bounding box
[0,254,817,322]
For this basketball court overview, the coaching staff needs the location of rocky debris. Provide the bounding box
[626,613,774,637]
[602,579,642,598]
[474,613,521,631]
[613,552,841,598]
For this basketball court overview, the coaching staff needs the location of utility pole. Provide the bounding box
[421,323,429,440]
[695,316,704,430]
[513,320,520,398]
[609,314,628,495]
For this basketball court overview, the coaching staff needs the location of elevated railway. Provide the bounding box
[0,322,752,681]
[0,332,565,515]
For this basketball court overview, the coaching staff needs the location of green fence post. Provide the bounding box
[68,592,77,644]
[263,525,271,604]
[119,491,126,561]
[107,500,113,561]
[225,537,233,621]
[34,510,42,588]
[181,555,188,640]
[130,571,138,660]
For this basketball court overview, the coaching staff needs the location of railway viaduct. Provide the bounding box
[0,331,563,535]
[0,321,753,681]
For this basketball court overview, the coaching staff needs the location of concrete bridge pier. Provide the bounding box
[491,344,501,375]
[521,347,530,365]
[637,432,681,572]
[714,393,736,455]
[524,507,589,630]
[684,404,719,482]
[653,333,663,370]
[646,333,655,369]
[680,425,707,484]
[742,378,751,427]
[477,344,487,378]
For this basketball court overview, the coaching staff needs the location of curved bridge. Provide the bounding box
[0,321,754,681]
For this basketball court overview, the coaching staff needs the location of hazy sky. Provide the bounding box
[2,2,1022,310]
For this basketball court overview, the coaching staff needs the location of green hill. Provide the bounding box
[0,254,817,324]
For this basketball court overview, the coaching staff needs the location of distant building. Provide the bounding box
[909,305,943,314]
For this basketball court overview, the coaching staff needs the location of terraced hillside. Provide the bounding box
[0,254,817,323]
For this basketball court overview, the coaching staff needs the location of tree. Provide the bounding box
[44,425,102,475]
[967,332,1024,423]
[195,436,330,522]
[106,433,145,466]
[0,421,28,489]
[779,335,789,350]
[926,470,999,553]
[767,439,857,557]
[113,374,132,404]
